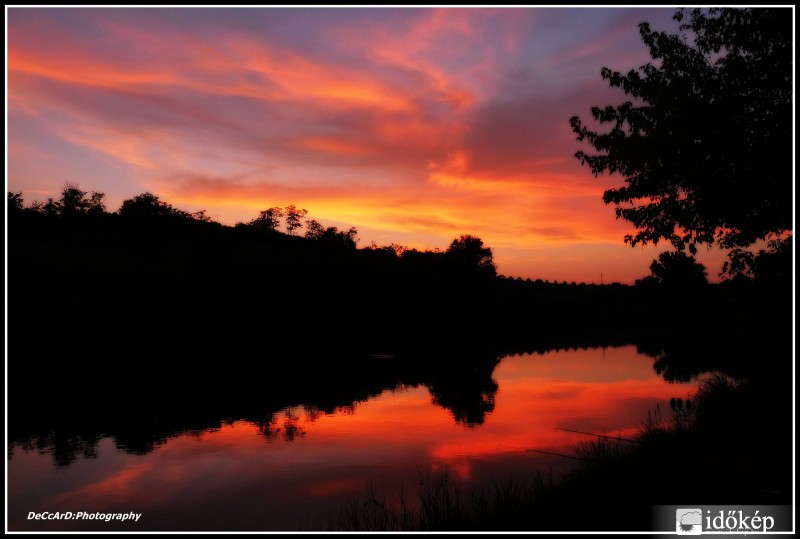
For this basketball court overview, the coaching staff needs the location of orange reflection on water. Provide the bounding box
[8,346,696,531]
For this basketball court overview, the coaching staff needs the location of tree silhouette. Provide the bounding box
[59,182,92,217]
[321,226,358,249]
[249,207,284,232]
[569,8,792,263]
[305,219,358,249]
[638,251,708,289]
[8,192,24,213]
[12,183,108,219]
[117,192,208,222]
[119,192,180,218]
[444,235,497,277]
[284,205,308,235]
[304,219,324,239]
[43,197,61,217]
[87,191,107,215]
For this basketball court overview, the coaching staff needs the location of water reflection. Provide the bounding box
[8,346,698,531]
[257,407,307,442]
[426,355,500,426]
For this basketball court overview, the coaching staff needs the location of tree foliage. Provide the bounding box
[247,207,284,232]
[11,185,216,227]
[304,219,325,239]
[87,191,107,215]
[8,192,24,213]
[570,8,792,258]
[723,236,792,283]
[60,182,92,217]
[305,219,358,249]
[284,205,308,236]
[637,251,708,288]
[9,184,107,219]
[42,183,105,217]
[444,235,497,277]
[119,192,181,218]
[118,191,208,223]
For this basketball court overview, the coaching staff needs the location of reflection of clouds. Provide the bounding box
[536,387,583,400]
[497,345,662,385]
[680,510,703,526]
[10,347,704,529]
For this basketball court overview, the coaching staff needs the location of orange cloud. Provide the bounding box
[291,137,376,158]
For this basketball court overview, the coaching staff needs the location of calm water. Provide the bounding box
[8,346,699,531]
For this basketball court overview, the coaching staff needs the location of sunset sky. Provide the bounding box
[7,7,734,283]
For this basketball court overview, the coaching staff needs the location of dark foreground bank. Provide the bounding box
[332,372,793,532]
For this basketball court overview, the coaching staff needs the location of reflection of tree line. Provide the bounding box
[9,322,791,468]
[257,408,306,442]
[8,348,505,466]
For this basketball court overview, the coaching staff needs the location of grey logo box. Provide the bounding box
[654,505,793,533]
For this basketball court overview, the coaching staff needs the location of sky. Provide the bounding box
[6,6,736,283]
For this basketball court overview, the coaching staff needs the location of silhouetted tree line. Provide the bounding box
[7,180,790,377]
[11,182,789,290]
[9,183,504,283]
[8,180,790,362]
[234,205,310,236]
[9,183,213,223]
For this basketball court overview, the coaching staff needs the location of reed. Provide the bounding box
[331,371,789,531]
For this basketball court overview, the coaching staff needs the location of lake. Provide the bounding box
[8,345,700,531]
